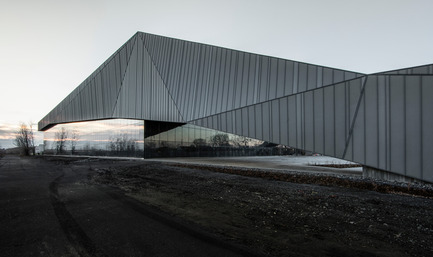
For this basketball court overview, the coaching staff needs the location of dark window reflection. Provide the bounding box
[43,119,294,158]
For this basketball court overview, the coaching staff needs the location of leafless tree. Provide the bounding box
[14,122,35,156]
[192,138,206,147]
[0,144,5,158]
[109,134,136,153]
[230,135,255,147]
[70,129,79,154]
[55,127,68,154]
[210,133,230,147]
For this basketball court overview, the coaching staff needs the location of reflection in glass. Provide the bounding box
[142,123,292,158]
[43,119,144,157]
[43,119,294,158]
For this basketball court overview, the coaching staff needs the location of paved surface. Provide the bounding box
[0,155,253,257]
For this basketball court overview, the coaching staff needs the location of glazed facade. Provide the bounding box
[43,119,290,158]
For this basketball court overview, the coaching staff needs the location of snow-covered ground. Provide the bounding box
[50,154,363,175]
[228,155,358,165]
[153,155,363,175]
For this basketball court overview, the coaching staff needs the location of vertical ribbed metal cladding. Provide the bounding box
[364,76,378,167]
[389,76,405,174]
[138,32,362,122]
[405,76,422,178]
[38,33,138,130]
[111,36,138,118]
[323,86,334,156]
[422,76,433,181]
[313,88,324,154]
[376,64,433,75]
[279,97,288,146]
[341,77,366,161]
[132,33,184,123]
[271,99,280,143]
[39,31,433,183]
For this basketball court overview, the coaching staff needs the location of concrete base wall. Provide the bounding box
[362,166,428,184]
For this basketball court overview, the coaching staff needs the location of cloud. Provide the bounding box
[0,123,17,140]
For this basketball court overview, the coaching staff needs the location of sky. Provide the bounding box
[1,0,433,148]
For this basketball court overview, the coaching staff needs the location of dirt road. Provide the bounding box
[0,155,254,257]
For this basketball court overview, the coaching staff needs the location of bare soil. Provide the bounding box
[90,161,433,257]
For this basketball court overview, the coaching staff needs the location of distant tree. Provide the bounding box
[109,134,136,154]
[145,141,156,148]
[159,141,169,148]
[70,129,79,154]
[83,143,91,153]
[14,122,35,156]
[43,139,48,154]
[230,135,255,147]
[192,138,206,147]
[110,135,126,152]
[55,127,68,154]
[210,133,230,147]
[0,144,5,158]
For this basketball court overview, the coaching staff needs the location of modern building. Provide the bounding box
[39,32,433,183]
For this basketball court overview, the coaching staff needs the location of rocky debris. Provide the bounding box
[89,161,433,257]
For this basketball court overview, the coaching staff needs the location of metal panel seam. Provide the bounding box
[342,76,368,159]
[111,36,138,117]
[139,33,185,122]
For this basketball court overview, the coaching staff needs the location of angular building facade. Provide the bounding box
[39,32,433,183]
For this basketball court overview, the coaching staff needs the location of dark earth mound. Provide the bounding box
[90,161,433,257]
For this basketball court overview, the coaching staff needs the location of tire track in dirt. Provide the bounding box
[0,158,10,169]
[49,173,107,257]
[101,186,264,257]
